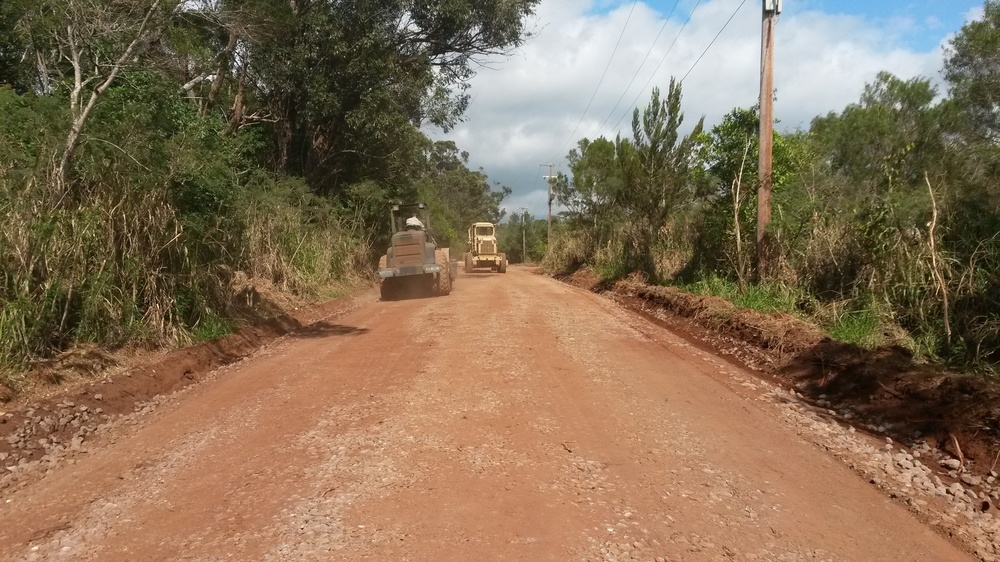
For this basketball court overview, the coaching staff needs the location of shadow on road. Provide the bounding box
[381,291,447,302]
[460,272,506,279]
[292,321,370,339]
[781,338,1000,467]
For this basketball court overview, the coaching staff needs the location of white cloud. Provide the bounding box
[966,6,985,23]
[426,0,948,216]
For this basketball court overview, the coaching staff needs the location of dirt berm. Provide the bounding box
[555,267,1000,479]
[0,292,367,481]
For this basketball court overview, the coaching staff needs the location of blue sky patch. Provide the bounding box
[590,0,984,52]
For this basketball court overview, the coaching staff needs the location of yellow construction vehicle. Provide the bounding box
[463,222,507,273]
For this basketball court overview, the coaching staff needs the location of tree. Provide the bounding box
[225,0,539,194]
[417,140,510,249]
[625,79,704,274]
[701,107,759,194]
[499,211,545,263]
[811,72,947,196]
[695,107,759,283]
[18,0,183,199]
[7,0,538,215]
[549,80,705,279]
[945,0,1000,142]
[0,0,32,92]
[940,0,1000,258]
[558,136,623,245]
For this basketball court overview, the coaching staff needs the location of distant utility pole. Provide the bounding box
[756,0,780,282]
[518,207,528,263]
[523,221,527,263]
[541,163,555,243]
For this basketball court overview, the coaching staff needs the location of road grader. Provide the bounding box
[377,203,457,301]
[464,222,507,273]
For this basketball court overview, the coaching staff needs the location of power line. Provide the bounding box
[594,0,682,138]
[607,0,703,135]
[549,1,639,162]
[680,0,749,83]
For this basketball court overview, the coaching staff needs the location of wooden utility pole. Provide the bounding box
[541,163,555,243]
[522,218,527,263]
[756,0,780,281]
[518,207,528,263]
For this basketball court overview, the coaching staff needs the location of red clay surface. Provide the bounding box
[565,270,1000,482]
[0,267,973,560]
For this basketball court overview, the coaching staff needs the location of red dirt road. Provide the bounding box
[0,268,970,560]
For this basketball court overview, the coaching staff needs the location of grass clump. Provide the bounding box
[678,274,804,315]
[827,307,884,348]
[676,274,900,351]
[191,314,236,342]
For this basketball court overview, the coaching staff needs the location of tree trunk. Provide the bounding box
[206,28,239,114]
[732,138,752,286]
[277,99,295,172]
[226,70,246,135]
[52,0,166,203]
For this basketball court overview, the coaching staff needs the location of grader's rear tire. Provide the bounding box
[499,253,508,273]
[380,278,395,301]
[434,249,452,296]
[378,255,393,301]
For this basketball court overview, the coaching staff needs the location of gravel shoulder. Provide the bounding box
[0,267,982,560]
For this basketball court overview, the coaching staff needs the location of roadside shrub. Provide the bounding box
[542,226,593,275]
[0,87,362,390]
[593,238,631,281]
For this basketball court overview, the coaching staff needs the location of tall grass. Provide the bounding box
[680,274,801,314]
[541,224,592,275]
[827,308,884,349]
[0,87,366,392]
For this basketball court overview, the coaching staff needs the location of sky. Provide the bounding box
[424,0,986,218]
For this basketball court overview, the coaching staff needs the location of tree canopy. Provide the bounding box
[0,0,532,380]
[546,2,1000,368]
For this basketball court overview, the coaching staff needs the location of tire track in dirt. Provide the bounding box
[2,303,408,560]
[0,268,976,561]
[323,275,599,559]
[506,271,967,561]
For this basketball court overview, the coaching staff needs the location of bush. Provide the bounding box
[542,226,593,275]
[0,88,362,390]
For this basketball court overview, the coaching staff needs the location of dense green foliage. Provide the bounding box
[548,2,1000,369]
[497,212,547,264]
[0,0,533,387]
